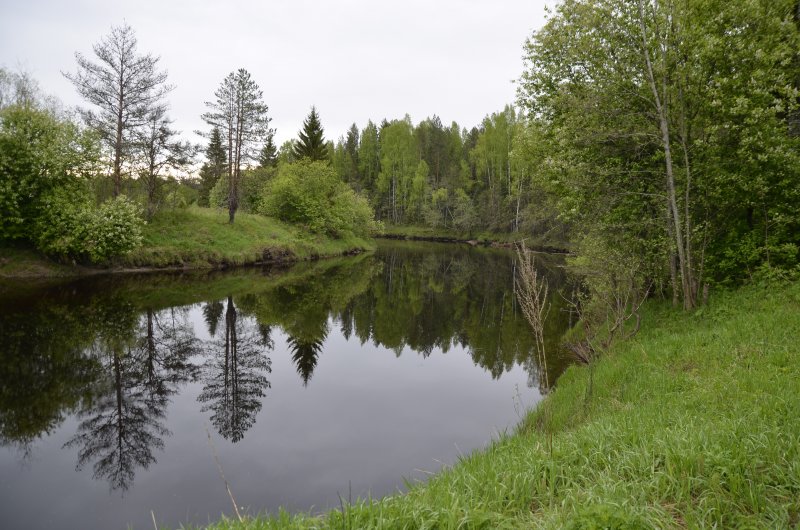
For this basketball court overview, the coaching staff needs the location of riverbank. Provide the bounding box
[201,280,800,528]
[0,206,374,278]
[378,224,571,254]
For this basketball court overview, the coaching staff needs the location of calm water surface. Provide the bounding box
[0,241,574,529]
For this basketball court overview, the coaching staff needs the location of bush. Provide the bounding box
[0,104,99,241]
[35,189,144,263]
[260,160,378,237]
[208,176,228,209]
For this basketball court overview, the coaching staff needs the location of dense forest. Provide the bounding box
[2,0,799,307]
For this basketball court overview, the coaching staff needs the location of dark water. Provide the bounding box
[0,241,574,530]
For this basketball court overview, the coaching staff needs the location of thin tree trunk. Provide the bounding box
[678,83,696,299]
[637,0,694,309]
[114,86,124,197]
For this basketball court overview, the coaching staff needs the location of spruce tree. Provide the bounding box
[258,129,278,168]
[198,126,226,206]
[293,106,328,161]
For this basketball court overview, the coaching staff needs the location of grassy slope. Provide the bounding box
[0,207,374,277]
[0,247,88,278]
[119,207,374,268]
[200,281,800,529]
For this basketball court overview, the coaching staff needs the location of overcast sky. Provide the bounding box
[0,0,550,146]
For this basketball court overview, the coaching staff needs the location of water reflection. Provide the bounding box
[198,296,272,443]
[64,304,199,491]
[0,301,99,457]
[0,242,574,500]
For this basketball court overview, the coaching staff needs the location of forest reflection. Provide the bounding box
[0,242,573,491]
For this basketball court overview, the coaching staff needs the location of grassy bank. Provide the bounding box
[200,281,800,529]
[0,206,374,278]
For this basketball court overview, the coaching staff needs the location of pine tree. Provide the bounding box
[198,127,226,206]
[65,23,172,197]
[201,68,270,223]
[258,129,278,168]
[293,106,328,161]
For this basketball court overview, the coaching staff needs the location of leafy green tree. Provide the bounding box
[358,120,380,190]
[293,106,328,161]
[0,104,100,241]
[260,160,377,237]
[343,123,360,183]
[277,139,297,165]
[517,0,800,304]
[377,117,417,223]
[198,127,226,206]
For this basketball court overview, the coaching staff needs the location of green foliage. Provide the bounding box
[208,175,229,209]
[34,190,144,263]
[258,129,278,169]
[260,160,377,237]
[0,104,99,241]
[516,0,800,298]
[198,126,226,206]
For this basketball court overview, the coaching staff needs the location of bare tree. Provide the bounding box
[64,23,173,197]
[515,242,550,390]
[134,106,194,218]
[201,69,270,223]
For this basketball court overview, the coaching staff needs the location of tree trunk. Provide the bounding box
[637,0,694,309]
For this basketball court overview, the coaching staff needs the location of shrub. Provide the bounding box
[35,189,144,263]
[0,104,99,241]
[260,160,377,237]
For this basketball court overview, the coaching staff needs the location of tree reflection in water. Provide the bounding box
[287,334,325,386]
[64,304,199,491]
[198,296,272,443]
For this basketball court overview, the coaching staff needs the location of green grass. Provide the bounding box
[1,207,375,277]
[196,281,800,529]
[0,246,89,278]
[119,206,374,268]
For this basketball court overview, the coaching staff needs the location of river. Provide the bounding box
[0,241,574,529]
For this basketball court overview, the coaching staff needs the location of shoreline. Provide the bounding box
[376,232,571,254]
[0,244,370,280]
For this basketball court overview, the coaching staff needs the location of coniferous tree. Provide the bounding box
[258,129,278,169]
[293,106,328,161]
[197,127,226,206]
[201,69,270,223]
[65,23,172,197]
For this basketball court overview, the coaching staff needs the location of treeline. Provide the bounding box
[197,104,561,240]
[512,0,800,311]
[285,108,563,239]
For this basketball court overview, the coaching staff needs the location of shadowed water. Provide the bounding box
[0,241,575,530]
